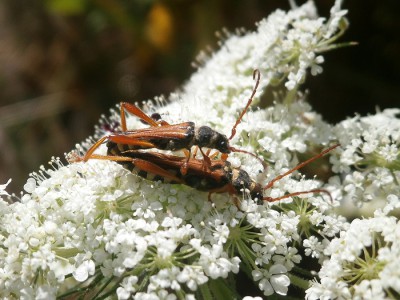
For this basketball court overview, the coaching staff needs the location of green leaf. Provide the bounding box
[45,0,87,15]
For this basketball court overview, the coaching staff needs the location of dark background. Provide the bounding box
[0,0,399,194]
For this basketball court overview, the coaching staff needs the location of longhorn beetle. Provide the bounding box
[85,143,339,205]
[76,70,264,172]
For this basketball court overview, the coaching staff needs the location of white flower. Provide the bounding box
[148,267,181,292]
[0,178,11,197]
[176,266,208,291]
[117,276,139,300]
[252,263,290,296]
[73,259,96,282]
[304,236,324,259]
[252,243,272,266]
[212,223,230,245]
[272,247,301,271]
[378,194,400,216]
[353,279,387,300]
[49,259,74,282]
[306,277,351,300]
[243,297,263,300]
[198,244,240,279]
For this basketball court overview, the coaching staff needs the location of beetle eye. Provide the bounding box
[216,135,230,153]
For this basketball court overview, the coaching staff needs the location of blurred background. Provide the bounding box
[0,0,399,194]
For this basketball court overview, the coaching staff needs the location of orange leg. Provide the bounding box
[78,134,159,162]
[203,149,223,162]
[181,147,212,175]
[208,150,220,160]
[180,149,192,176]
[81,136,108,162]
[221,153,229,161]
[120,102,170,131]
[198,147,212,171]
[192,147,199,157]
[74,102,171,163]
[107,135,155,148]
[86,153,184,184]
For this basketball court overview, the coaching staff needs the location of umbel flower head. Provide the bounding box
[0,1,380,299]
[306,110,400,299]
[330,108,400,207]
[306,197,400,300]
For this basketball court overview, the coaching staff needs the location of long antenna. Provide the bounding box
[229,69,261,140]
[263,189,333,203]
[264,144,340,191]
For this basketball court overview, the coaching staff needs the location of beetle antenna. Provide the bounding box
[229,69,261,140]
[264,144,340,191]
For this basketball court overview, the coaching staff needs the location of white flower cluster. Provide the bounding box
[330,109,400,206]
[306,195,400,299]
[0,157,345,299]
[3,0,398,299]
[305,109,400,299]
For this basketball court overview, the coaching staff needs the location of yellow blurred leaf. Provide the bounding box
[146,3,174,52]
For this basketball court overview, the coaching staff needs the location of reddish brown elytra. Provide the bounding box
[93,144,339,205]
[74,70,265,172]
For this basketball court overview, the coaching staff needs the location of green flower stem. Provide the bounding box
[288,273,311,290]
[283,86,300,105]
[209,278,241,299]
[58,271,104,299]
[292,265,314,279]
[91,275,117,299]
[198,282,213,300]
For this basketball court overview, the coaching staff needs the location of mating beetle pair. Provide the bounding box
[73,70,337,204]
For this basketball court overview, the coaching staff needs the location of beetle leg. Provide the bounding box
[180,149,192,176]
[80,135,158,162]
[120,102,170,130]
[87,153,184,184]
[199,147,212,171]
